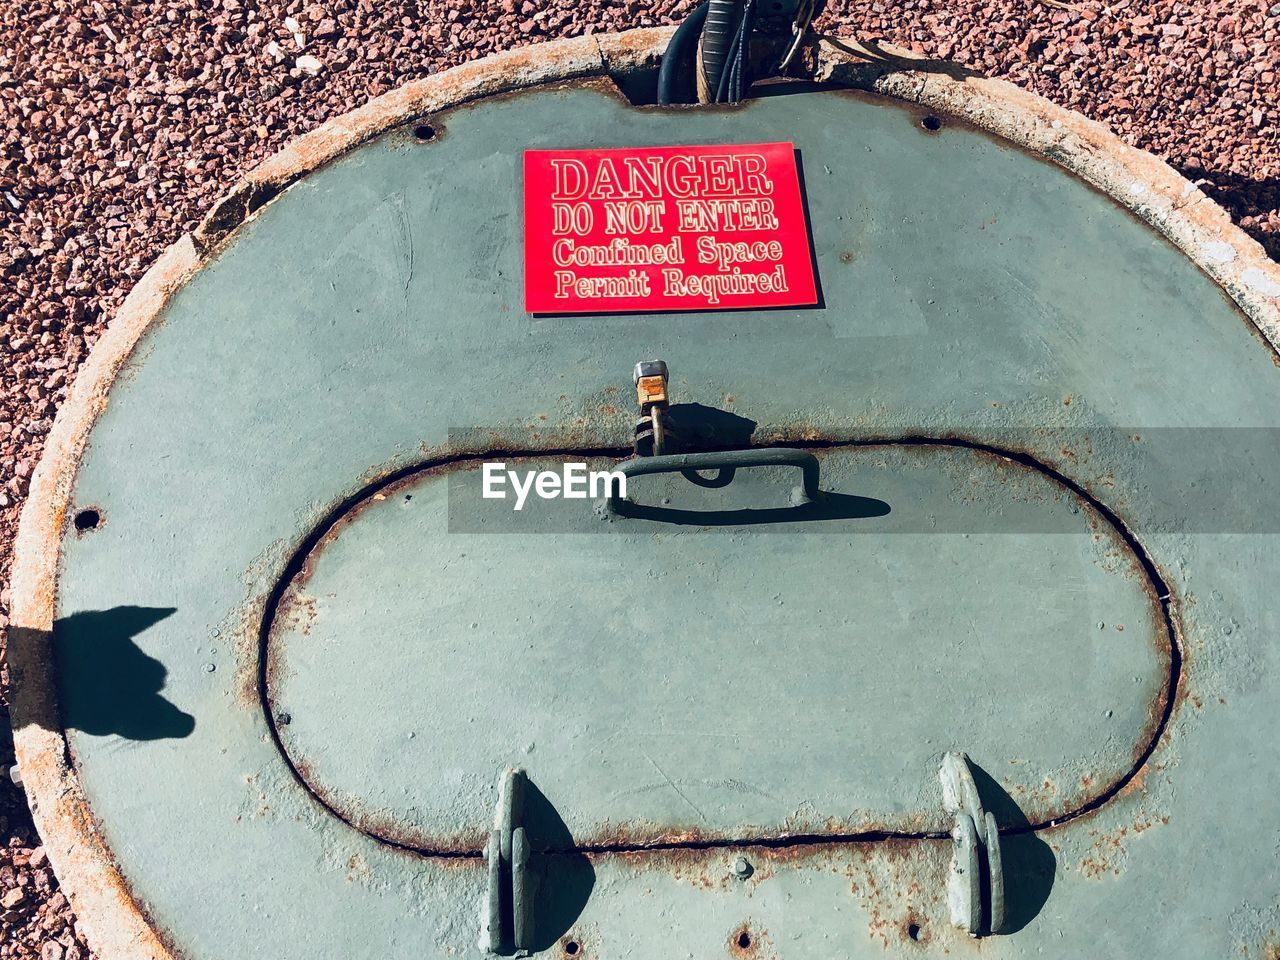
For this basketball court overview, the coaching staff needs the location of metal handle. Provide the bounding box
[604,447,823,515]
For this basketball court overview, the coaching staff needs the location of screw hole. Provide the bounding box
[737,931,751,950]
[908,923,922,941]
[563,941,580,956]
[74,509,101,532]
[920,115,942,132]
[413,123,436,141]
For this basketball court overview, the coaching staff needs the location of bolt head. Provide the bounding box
[731,857,753,879]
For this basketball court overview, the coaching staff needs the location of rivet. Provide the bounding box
[731,857,753,879]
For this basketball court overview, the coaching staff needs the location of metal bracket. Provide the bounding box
[774,0,816,70]
[482,768,534,956]
[940,752,1006,937]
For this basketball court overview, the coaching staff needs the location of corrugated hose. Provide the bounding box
[657,0,812,106]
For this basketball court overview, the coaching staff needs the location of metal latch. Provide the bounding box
[482,768,534,956]
[613,358,829,514]
[941,752,1006,937]
[633,359,670,457]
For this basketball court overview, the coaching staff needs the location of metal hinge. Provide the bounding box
[481,768,534,956]
[940,751,1006,937]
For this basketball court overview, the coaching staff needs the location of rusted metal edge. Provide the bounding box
[6,27,1272,960]
[7,236,202,960]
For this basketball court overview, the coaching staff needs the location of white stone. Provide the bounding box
[1241,266,1280,298]
[1200,241,1237,265]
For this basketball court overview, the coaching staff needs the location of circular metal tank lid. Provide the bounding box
[9,28,1280,960]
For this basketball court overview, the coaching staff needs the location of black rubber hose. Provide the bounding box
[713,0,754,103]
[714,23,740,103]
[738,1,757,99]
[656,2,709,105]
[700,0,742,102]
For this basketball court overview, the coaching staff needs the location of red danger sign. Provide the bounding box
[523,142,818,314]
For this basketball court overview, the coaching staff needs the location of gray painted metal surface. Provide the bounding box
[38,78,1280,960]
[268,444,1166,849]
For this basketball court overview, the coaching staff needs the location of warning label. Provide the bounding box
[523,142,818,314]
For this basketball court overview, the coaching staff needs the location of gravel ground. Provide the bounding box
[1,0,1277,955]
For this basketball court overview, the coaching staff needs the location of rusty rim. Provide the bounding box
[8,28,1279,960]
